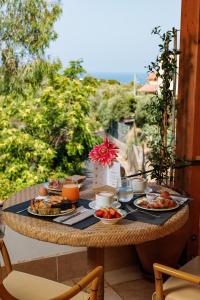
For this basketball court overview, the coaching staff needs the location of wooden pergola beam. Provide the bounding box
[175,0,200,256]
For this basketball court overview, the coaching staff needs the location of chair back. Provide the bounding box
[0,239,103,300]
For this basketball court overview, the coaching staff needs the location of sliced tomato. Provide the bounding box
[115,211,122,218]
[96,210,104,217]
[109,208,116,216]
[107,211,113,219]
[102,210,109,218]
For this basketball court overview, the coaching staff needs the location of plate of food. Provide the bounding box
[46,179,63,192]
[134,191,179,211]
[45,176,86,193]
[28,198,76,217]
[64,175,86,189]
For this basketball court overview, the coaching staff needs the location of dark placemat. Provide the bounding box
[121,195,189,225]
[3,199,99,230]
[3,196,189,229]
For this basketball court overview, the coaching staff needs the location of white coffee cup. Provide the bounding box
[95,192,115,209]
[131,178,147,193]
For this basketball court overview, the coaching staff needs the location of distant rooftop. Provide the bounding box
[138,72,158,94]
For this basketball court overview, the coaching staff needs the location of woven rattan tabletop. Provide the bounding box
[3,183,189,248]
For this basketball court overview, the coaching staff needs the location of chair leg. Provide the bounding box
[154,268,165,300]
[87,247,104,300]
[90,277,100,300]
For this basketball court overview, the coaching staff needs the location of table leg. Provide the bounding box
[87,247,104,300]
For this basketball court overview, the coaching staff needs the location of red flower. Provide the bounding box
[89,137,118,166]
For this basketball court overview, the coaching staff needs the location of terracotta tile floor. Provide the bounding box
[63,266,155,299]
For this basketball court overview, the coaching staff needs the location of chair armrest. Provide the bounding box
[154,263,200,285]
[153,263,200,300]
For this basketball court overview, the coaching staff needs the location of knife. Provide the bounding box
[53,207,87,223]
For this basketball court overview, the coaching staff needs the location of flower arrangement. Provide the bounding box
[89,137,118,167]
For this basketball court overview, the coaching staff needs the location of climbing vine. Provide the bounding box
[146,27,179,185]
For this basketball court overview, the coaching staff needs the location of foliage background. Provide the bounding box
[0,64,98,199]
[0,1,98,199]
[0,1,170,199]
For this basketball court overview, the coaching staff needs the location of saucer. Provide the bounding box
[35,195,48,200]
[89,201,121,210]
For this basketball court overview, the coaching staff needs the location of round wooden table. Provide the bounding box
[3,183,189,300]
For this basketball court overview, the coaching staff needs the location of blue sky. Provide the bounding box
[47,0,181,73]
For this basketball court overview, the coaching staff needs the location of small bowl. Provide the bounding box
[146,193,157,201]
[94,209,127,225]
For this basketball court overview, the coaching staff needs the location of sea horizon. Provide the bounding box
[87,71,147,84]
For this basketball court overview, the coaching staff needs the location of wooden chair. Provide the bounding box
[0,240,103,300]
[152,257,200,300]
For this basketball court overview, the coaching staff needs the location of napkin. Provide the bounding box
[63,209,94,225]
[53,206,85,223]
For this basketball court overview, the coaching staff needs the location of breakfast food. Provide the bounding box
[48,179,63,190]
[29,199,61,215]
[38,187,48,196]
[137,191,177,209]
[48,195,64,205]
[160,191,170,199]
[95,207,122,219]
[65,175,86,184]
[48,176,86,190]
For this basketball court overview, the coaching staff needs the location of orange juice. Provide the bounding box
[62,184,79,203]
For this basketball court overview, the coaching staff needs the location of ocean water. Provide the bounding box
[88,72,147,85]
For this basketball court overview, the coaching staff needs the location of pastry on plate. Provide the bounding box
[48,195,64,205]
[48,179,63,190]
[38,187,48,196]
[30,199,61,215]
[65,175,86,183]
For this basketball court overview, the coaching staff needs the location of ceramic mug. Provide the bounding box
[95,192,115,209]
[131,178,147,193]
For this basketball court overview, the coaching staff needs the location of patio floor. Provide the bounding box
[63,265,154,300]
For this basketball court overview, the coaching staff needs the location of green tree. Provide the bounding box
[0,0,62,94]
[0,65,97,199]
[0,1,98,200]
[64,59,86,80]
[90,82,136,130]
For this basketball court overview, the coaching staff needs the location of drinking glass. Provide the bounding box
[116,178,134,203]
[62,181,80,203]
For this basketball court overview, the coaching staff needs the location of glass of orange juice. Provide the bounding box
[62,182,80,203]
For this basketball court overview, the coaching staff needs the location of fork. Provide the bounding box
[126,204,161,218]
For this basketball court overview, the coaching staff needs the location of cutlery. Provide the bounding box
[53,207,87,223]
[16,207,28,214]
[63,209,94,225]
[126,204,161,218]
[61,209,88,223]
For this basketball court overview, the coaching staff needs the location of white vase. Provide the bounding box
[92,161,121,188]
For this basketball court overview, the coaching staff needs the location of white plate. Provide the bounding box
[94,209,127,224]
[134,197,179,212]
[89,201,121,210]
[27,206,76,217]
[132,187,153,194]
[35,195,48,200]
